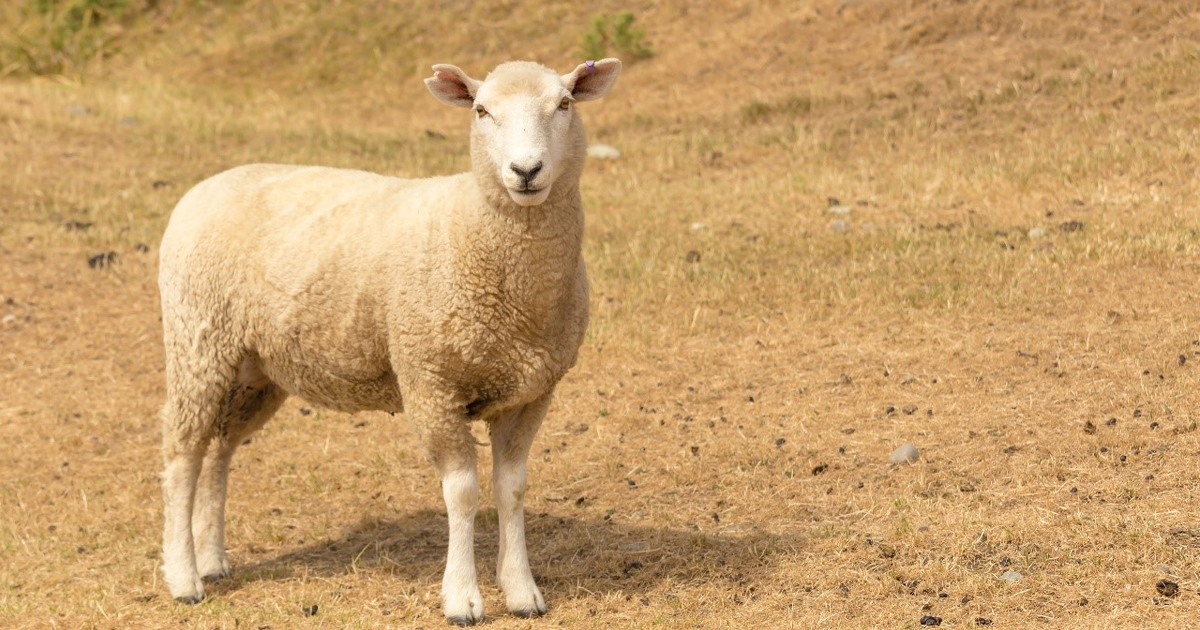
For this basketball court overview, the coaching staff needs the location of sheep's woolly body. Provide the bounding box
[157,59,621,622]
[161,164,587,423]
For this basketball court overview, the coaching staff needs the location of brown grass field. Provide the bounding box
[3,0,1200,627]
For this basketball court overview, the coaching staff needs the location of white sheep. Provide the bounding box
[156,58,622,625]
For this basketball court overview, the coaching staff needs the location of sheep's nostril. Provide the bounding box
[509,161,543,186]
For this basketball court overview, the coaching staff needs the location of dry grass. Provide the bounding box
[3,0,1200,627]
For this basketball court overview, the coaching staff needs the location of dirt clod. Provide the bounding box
[1083,421,1096,434]
[87,252,117,269]
[685,250,701,263]
[919,615,942,626]
[975,618,993,626]
[1156,580,1179,598]
[302,604,319,616]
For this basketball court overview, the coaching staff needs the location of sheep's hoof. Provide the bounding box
[514,606,546,618]
[446,615,479,627]
[202,568,232,581]
[173,594,204,605]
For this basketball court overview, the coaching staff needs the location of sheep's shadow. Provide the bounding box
[219,508,793,601]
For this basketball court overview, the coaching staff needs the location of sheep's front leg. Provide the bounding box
[428,419,485,625]
[490,395,552,617]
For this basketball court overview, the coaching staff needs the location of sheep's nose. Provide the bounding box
[510,161,543,184]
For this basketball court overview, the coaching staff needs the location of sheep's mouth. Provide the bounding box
[513,187,544,195]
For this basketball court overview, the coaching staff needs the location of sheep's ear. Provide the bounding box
[561,58,621,102]
[425,64,481,108]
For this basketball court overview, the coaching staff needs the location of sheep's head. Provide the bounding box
[426,59,621,207]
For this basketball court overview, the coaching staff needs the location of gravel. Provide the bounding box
[889,443,919,464]
[1000,570,1023,582]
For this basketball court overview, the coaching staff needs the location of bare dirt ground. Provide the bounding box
[3,0,1200,628]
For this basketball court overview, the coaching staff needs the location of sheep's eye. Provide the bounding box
[475,105,489,118]
[558,98,571,111]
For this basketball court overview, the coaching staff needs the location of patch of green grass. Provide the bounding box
[740,94,814,124]
[1,0,131,76]
[579,10,653,61]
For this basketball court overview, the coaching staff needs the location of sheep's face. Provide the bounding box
[426,59,622,207]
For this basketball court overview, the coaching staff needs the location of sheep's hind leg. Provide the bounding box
[193,360,287,580]
[161,350,242,604]
[490,394,552,618]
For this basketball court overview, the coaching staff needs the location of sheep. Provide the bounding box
[156,58,622,625]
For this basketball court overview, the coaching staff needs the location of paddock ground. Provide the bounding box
[2,1,1200,628]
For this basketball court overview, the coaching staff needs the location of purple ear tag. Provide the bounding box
[585,60,596,74]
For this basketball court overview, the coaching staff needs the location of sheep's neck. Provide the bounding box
[446,174,585,312]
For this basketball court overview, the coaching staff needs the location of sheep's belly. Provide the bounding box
[258,356,404,414]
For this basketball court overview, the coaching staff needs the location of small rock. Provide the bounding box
[1059,220,1084,232]
[975,618,993,626]
[1000,570,1023,582]
[118,116,139,126]
[689,222,707,231]
[1156,579,1179,598]
[1027,226,1046,239]
[299,408,312,416]
[774,437,786,447]
[1078,597,1088,605]
[811,463,828,475]
[828,204,852,215]
[685,250,701,263]
[67,104,91,116]
[1,314,16,326]
[587,143,621,159]
[830,219,850,234]
[151,180,172,189]
[919,615,942,626]
[302,604,319,616]
[1083,420,1096,434]
[134,243,150,253]
[889,443,919,464]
